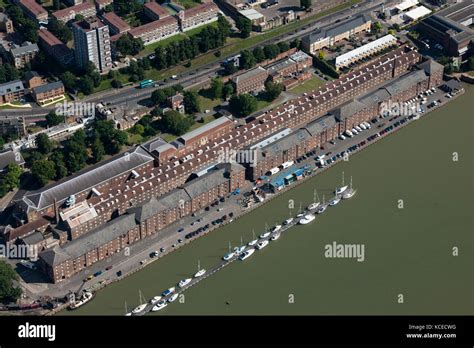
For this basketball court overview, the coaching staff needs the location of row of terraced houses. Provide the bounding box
[3,46,444,283]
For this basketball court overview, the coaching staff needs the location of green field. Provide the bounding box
[288,75,326,95]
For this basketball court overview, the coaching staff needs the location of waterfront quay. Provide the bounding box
[67,83,472,315]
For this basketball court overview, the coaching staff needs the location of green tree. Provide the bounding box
[224,62,238,75]
[131,124,145,135]
[45,111,64,127]
[240,49,256,70]
[0,163,22,193]
[253,47,266,63]
[300,0,312,10]
[263,80,283,101]
[91,137,105,163]
[264,44,280,60]
[372,22,383,34]
[60,71,76,90]
[223,83,234,100]
[277,42,290,54]
[31,160,56,187]
[236,16,252,38]
[47,18,72,43]
[0,261,22,303]
[115,34,144,56]
[35,133,53,154]
[229,94,258,117]
[77,76,94,95]
[159,110,194,136]
[209,78,224,99]
[217,14,232,38]
[151,89,168,106]
[64,130,88,173]
[318,50,325,60]
[183,91,201,113]
[49,150,67,180]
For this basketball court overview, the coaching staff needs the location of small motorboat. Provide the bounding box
[178,278,192,288]
[239,249,255,260]
[284,217,293,225]
[271,225,281,233]
[222,252,235,261]
[150,296,161,305]
[168,294,179,303]
[270,233,280,241]
[152,300,167,312]
[248,239,258,246]
[256,240,269,250]
[161,287,175,297]
[259,232,271,239]
[298,214,315,225]
[194,269,206,278]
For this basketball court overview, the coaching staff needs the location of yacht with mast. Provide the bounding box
[194,260,206,278]
[308,189,321,210]
[248,229,258,246]
[222,242,235,261]
[317,195,327,214]
[342,176,357,199]
[131,290,147,314]
[336,172,349,195]
[329,188,341,206]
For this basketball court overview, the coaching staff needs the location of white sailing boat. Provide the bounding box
[259,222,271,239]
[234,236,246,254]
[256,240,269,250]
[124,301,132,316]
[194,260,206,278]
[248,229,258,246]
[307,189,320,210]
[317,195,327,214]
[152,300,167,312]
[270,232,280,241]
[342,176,357,199]
[336,172,349,195]
[239,248,255,260]
[298,214,315,224]
[284,211,294,225]
[329,188,341,206]
[223,242,235,261]
[131,290,147,314]
[296,202,304,217]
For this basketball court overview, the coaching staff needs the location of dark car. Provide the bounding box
[160,247,166,252]
[178,227,184,233]
[220,197,225,202]
[178,239,183,243]
[105,265,113,271]
[116,270,122,277]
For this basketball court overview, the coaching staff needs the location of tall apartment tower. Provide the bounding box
[72,17,112,73]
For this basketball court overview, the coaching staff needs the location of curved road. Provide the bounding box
[1,0,392,119]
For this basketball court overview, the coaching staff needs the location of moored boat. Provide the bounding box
[150,296,161,305]
[270,233,280,241]
[256,240,269,250]
[178,278,192,288]
[168,294,179,303]
[69,291,94,310]
[152,300,167,312]
[239,249,255,260]
[298,214,315,225]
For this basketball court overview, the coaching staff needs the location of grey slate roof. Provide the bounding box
[0,149,25,170]
[259,129,311,158]
[22,146,154,211]
[40,213,138,266]
[305,14,371,44]
[0,80,24,96]
[304,115,337,136]
[32,81,64,94]
[383,70,427,96]
[21,231,45,245]
[24,71,40,80]
[183,166,228,198]
[232,66,268,83]
[331,100,366,121]
[178,116,233,143]
[141,136,175,154]
[10,42,39,56]
[417,59,444,76]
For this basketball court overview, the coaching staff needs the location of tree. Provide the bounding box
[224,62,238,75]
[318,50,325,60]
[235,16,252,38]
[131,124,145,135]
[372,22,383,34]
[49,150,67,180]
[151,89,168,106]
[94,120,127,155]
[91,137,105,163]
[253,47,266,63]
[115,35,144,56]
[77,76,94,95]
[60,71,76,90]
[0,261,22,303]
[64,130,88,173]
[183,91,201,114]
[229,94,258,117]
[35,133,53,154]
[277,41,290,54]
[240,49,256,70]
[223,83,234,100]
[300,0,312,10]
[159,110,194,136]
[264,44,280,60]
[111,79,122,89]
[209,78,224,99]
[263,80,283,101]
[45,111,64,127]
[47,18,72,43]
[31,160,56,187]
[217,14,232,38]
[0,163,22,194]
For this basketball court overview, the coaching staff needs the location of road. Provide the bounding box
[0,0,393,118]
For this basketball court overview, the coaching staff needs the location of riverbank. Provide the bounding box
[65,84,473,316]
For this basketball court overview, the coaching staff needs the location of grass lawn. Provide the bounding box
[142,0,360,83]
[141,34,187,56]
[126,132,144,146]
[174,0,201,9]
[185,21,219,38]
[161,133,177,142]
[288,75,326,95]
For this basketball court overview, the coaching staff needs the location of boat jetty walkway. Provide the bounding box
[132,187,356,315]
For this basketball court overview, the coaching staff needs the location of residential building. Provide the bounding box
[144,2,170,21]
[0,115,25,136]
[52,2,97,23]
[128,17,180,46]
[94,0,113,10]
[0,80,25,105]
[37,28,74,66]
[24,71,45,89]
[73,17,112,73]
[178,2,219,31]
[232,66,269,95]
[101,12,131,35]
[0,149,25,172]
[0,13,14,34]
[302,14,372,54]
[168,93,185,113]
[31,81,66,105]
[16,0,48,23]
[9,42,39,69]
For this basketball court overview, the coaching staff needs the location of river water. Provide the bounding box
[66,85,473,315]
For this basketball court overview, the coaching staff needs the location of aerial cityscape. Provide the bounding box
[0,0,471,344]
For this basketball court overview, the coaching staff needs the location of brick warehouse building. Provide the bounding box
[15,47,430,282]
[38,163,245,282]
